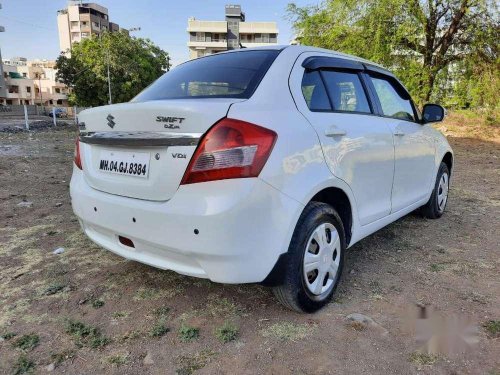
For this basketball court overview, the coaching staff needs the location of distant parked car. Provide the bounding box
[48,108,67,118]
[71,46,453,313]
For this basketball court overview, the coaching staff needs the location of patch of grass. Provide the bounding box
[133,287,160,301]
[112,311,129,319]
[106,353,129,367]
[12,354,35,375]
[483,320,500,338]
[2,224,53,256]
[50,350,75,366]
[154,306,171,317]
[91,299,105,309]
[119,330,142,342]
[41,283,66,296]
[149,322,169,338]
[13,333,39,351]
[205,295,240,317]
[178,324,199,342]
[430,263,445,272]
[1,331,17,340]
[64,319,110,349]
[175,350,217,375]
[408,352,438,366]
[261,322,311,341]
[215,322,238,343]
[368,280,383,294]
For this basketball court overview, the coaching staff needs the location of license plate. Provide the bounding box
[98,150,150,178]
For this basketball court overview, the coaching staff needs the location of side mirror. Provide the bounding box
[422,104,445,123]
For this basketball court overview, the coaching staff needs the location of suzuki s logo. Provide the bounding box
[172,153,187,159]
[156,116,185,129]
[106,114,116,128]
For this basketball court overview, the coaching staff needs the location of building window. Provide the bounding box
[196,32,205,42]
[22,73,27,77]
[81,32,89,37]
[94,22,100,28]
[57,100,63,105]
[261,34,270,43]
[26,87,31,93]
[55,88,61,94]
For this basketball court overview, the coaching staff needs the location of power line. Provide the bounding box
[1,16,54,31]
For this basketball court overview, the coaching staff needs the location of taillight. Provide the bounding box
[74,137,83,170]
[181,118,277,185]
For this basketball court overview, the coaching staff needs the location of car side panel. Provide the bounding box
[288,52,395,225]
[228,48,362,249]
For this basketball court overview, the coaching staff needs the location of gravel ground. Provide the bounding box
[0,116,75,133]
[0,121,499,374]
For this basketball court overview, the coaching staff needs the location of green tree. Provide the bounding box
[56,31,170,107]
[287,0,499,106]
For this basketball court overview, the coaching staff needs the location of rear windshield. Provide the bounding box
[132,50,280,102]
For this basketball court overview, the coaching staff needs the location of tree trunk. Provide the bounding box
[424,69,436,102]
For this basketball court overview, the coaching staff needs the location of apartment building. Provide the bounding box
[187,5,278,59]
[1,64,35,105]
[57,1,127,53]
[0,59,69,107]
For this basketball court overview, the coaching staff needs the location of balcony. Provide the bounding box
[239,22,278,34]
[187,20,227,33]
[188,40,227,48]
[241,42,277,48]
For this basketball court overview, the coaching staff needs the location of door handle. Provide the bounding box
[325,127,346,137]
[394,130,405,136]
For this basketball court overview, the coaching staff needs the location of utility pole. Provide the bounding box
[0,3,7,100]
[105,27,141,105]
[39,75,43,109]
[107,47,112,105]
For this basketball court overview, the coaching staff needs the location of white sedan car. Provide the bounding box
[71,46,453,313]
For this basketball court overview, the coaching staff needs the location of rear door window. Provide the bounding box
[132,50,280,102]
[321,71,371,113]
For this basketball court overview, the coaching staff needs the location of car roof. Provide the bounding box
[178,45,392,76]
[205,45,388,70]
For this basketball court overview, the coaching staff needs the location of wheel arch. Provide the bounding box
[261,183,355,287]
[309,187,353,247]
[442,151,453,175]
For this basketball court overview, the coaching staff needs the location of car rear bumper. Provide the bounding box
[70,168,303,283]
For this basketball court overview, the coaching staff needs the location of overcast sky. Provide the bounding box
[0,0,312,66]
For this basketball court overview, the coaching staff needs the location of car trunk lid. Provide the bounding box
[78,99,243,201]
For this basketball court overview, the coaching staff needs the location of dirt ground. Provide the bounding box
[0,117,499,375]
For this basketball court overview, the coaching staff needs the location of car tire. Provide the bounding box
[273,202,346,313]
[420,162,450,219]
